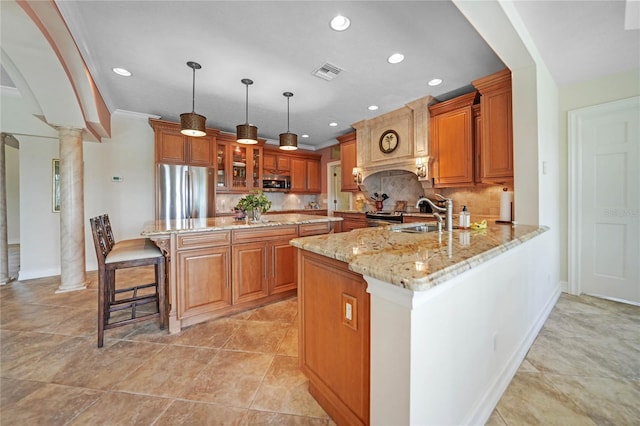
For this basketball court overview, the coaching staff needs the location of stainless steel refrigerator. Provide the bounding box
[156,163,215,220]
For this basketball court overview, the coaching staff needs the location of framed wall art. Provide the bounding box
[52,159,60,212]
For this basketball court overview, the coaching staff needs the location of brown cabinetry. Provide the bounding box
[403,215,435,224]
[264,148,321,194]
[175,231,231,319]
[231,226,298,304]
[263,152,291,174]
[215,133,262,192]
[151,119,216,167]
[291,157,321,193]
[472,68,513,182]
[337,131,358,192]
[429,91,477,188]
[333,212,367,233]
[298,250,370,426]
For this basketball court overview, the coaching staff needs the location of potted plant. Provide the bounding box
[237,190,272,222]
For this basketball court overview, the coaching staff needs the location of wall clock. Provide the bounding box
[379,130,399,154]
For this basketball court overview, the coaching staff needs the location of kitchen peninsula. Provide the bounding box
[142,213,341,333]
[291,223,556,425]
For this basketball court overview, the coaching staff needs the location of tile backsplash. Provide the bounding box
[357,170,512,219]
[216,192,320,213]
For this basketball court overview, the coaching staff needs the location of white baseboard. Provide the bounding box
[560,280,568,293]
[18,267,61,281]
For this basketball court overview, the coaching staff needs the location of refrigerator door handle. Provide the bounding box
[188,169,194,219]
[183,168,190,219]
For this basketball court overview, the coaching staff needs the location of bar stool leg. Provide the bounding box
[157,258,166,329]
[97,268,106,348]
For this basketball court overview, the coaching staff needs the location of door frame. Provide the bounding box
[326,160,351,215]
[568,96,639,299]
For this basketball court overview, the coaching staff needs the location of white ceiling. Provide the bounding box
[3,1,639,149]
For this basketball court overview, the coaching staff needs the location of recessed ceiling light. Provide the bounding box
[302,134,309,138]
[112,67,131,77]
[368,105,379,111]
[330,15,350,31]
[387,53,404,64]
[428,78,443,86]
[329,122,338,127]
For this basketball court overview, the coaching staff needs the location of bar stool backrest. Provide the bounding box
[100,214,117,250]
[89,216,111,266]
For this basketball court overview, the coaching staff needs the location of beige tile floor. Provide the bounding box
[1,264,639,425]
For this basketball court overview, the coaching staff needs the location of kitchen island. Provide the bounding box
[291,222,557,426]
[142,213,341,333]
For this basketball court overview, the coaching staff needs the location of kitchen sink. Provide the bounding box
[393,224,439,233]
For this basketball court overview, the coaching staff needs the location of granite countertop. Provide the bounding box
[290,222,548,291]
[141,213,342,237]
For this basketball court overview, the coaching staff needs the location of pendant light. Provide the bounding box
[236,78,258,144]
[180,61,206,137]
[279,92,298,151]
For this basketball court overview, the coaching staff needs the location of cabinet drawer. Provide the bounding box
[299,222,331,236]
[177,231,231,250]
[232,225,298,243]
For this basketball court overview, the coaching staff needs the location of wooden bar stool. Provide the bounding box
[89,215,166,348]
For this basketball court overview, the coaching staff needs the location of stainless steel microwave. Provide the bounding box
[262,174,291,192]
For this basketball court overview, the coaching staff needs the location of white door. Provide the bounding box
[570,96,639,304]
[327,161,351,214]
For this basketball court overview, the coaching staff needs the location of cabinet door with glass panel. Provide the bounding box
[215,137,262,193]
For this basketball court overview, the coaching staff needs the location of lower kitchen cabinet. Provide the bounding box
[176,245,231,319]
[298,250,370,426]
[165,221,334,333]
[232,225,299,304]
[232,242,270,304]
[334,211,367,233]
[269,240,296,294]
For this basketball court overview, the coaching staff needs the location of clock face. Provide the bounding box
[379,130,399,154]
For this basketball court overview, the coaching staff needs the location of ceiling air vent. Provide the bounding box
[312,63,343,81]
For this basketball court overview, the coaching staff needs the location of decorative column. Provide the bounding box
[56,127,87,293]
[0,134,10,285]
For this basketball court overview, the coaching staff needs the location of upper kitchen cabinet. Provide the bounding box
[428,91,478,188]
[150,119,217,167]
[263,150,291,175]
[472,68,513,182]
[215,133,262,193]
[337,131,358,192]
[291,154,321,194]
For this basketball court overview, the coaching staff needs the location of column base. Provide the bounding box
[55,280,88,293]
[0,276,15,285]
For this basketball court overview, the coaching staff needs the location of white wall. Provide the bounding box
[83,111,156,271]
[2,86,157,278]
[19,135,60,278]
[369,230,559,425]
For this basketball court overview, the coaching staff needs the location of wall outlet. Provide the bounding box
[345,302,353,320]
[342,293,357,330]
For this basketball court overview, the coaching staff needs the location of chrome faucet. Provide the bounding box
[416,194,454,232]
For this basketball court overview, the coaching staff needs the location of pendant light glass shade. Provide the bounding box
[236,78,258,144]
[279,92,298,151]
[180,61,206,137]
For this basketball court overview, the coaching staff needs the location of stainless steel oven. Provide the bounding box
[365,211,404,227]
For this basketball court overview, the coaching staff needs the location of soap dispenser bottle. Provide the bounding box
[459,205,470,229]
